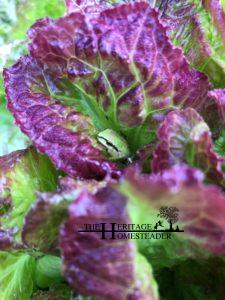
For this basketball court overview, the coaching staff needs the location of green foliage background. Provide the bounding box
[0,0,65,156]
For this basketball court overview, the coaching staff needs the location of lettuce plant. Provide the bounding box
[2,0,225,299]
[3,0,211,180]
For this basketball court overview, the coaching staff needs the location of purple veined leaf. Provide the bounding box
[60,187,158,300]
[3,56,121,180]
[184,15,212,70]
[200,92,222,139]
[150,0,196,31]
[27,2,210,127]
[147,0,201,57]
[201,89,225,139]
[27,2,210,122]
[204,89,225,139]
[196,0,225,76]
[202,0,225,44]
[208,89,225,128]
[123,164,225,255]
[157,0,225,88]
[22,176,106,253]
[152,108,225,186]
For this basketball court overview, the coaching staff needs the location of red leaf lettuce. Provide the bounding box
[3,2,210,179]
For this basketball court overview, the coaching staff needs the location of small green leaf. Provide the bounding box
[35,255,63,289]
[214,130,225,156]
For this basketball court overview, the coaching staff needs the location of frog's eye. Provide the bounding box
[97,129,130,160]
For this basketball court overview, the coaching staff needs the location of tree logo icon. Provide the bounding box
[157,206,181,232]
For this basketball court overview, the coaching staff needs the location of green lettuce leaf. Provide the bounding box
[34,255,64,289]
[0,252,70,300]
[214,130,225,156]
[0,251,36,300]
[0,147,59,245]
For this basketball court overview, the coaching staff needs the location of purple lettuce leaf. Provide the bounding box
[122,164,225,257]
[156,0,225,88]
[22,176,106,253]
[190,0,225,87]
[152,108,225,186]
[191,1,225,87]
[200,95,222,139]
[3,2,211,177]
[151,0,196,32]
[208,89,225,128]
[203,0,225,44]
[3,56,120,180]
[204,89,225,137]
[60,186,158,300]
